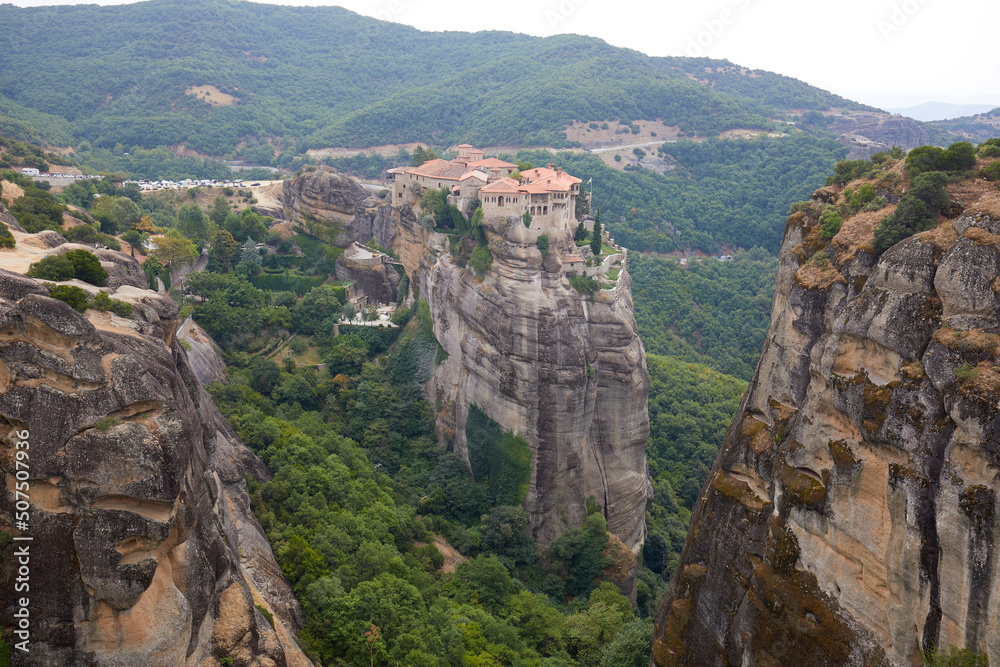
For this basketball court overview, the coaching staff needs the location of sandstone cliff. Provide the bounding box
[417,214,653,555]
[333,243,401,306]
[0,270,309,667]
[280,167,396,249]
[653,176,1000,666]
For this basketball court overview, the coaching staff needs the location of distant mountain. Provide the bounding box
[887,101,999,122]
[0,0,873,157]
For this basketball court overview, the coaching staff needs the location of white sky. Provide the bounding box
[10,0,1000,110]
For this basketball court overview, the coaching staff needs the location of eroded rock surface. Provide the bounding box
[418,216,652,555]
[653,193,1000,666]
[281,167,395,249]
[0,269,309,666]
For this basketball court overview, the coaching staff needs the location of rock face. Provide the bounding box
[653,193,1000,666]
[0,270,309,666]
[178,315,228,386]
[281,167,396,249]
[418,215,653,554]
[334,244,401,306]
[829,112,931,159]
[0,199,26,233]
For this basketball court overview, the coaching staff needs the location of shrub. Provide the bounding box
[569,274,599,297]
[982,161,1000,182]
[63,224,121,251]
[0,221,13,249]
[819,207,843,240]
[94,416,120,432]
[873,172,949,256]
[90,290,134,317]
[47,284,89,311]
[469,244,493,278]
[536,234,549,257]
[922,644,988,667]
[255,604,274,630]
[28,249,108,285]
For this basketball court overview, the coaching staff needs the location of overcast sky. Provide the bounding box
[10,0,1000,110]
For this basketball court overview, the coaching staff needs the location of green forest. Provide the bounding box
[0,0,871,157]
[517,133,848,254]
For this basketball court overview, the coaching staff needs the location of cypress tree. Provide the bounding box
[590,208,602,258]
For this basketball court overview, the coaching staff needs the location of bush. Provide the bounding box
[819,207,842,240]
[0,221,14,249]
[47,284,89,311]
[90,290,134,317]
[982,161,1000,181]
[469,244,493,278]
[27,249,108,285]
[873,171,949,256]
[569,274,600,297]
[63,224,121,251]
[536,234,549,257]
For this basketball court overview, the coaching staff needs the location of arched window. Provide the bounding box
[498,196,504,207]
[543,206,548,215]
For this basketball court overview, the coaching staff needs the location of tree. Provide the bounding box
[110,196,141,232]
[591,209,602,258]
[176,202,211,249]
[522,210,532,227]
[292,284,344,335]
[207,229,239,272]
[482,505,537,564]
[121,229,143,257]
[151,231,198,269]
[209,195,230,226]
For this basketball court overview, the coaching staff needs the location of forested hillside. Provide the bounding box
[518,133,848,254]
[0,0,870,156]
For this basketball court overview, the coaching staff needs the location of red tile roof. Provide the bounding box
[480,177,522,194]
[467,157,517,169]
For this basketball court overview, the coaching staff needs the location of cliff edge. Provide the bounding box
[653,167,1000,665]
[417,214,653,555]
[0,267,309,666]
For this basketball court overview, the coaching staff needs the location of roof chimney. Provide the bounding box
[547,163,554,170]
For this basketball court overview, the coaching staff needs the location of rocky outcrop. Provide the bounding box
[653,191,1000,666]
[47,241,149,290]
[178,315,228,386]
[830,112,931,159]
[0,199,26,233]
[0,269,309,666]
[419,217,652,555]
[334,243,401,306]
[281,167,396,249]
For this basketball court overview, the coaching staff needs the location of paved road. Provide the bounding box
[588,140,672,154]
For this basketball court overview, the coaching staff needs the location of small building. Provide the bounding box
[20,168,40,177]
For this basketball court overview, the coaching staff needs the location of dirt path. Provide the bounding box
[432,535,465,574]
